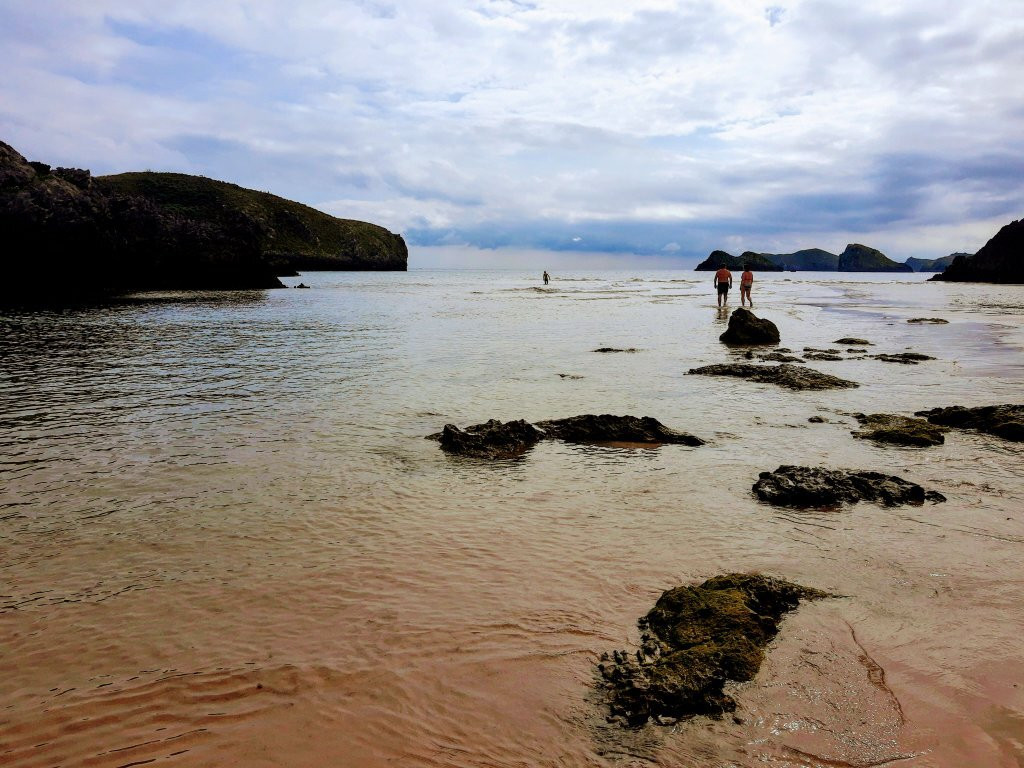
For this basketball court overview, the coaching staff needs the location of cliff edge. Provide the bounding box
[930,219,1023,284]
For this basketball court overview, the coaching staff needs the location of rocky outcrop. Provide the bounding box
[871,352,935,364]
[838,244,913,272]
[534,414,704,445]
[931,219,1024,284]
[694,250,783,271]
[719,308,781,345]
[432,414,705,458]
[687,363,858,391]
[0,140,406,301]
[598,574,831,725]
[764,248,840,271]
[834,337,872,345]
[752,465,946,507]
[915,404,1024,442]
[851,413,948,446]
[905,254,963,272]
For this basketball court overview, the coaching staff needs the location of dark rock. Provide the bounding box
[872,352,935,364]
[930,219,1024,284]
[694,250,783,271]
[687,363,858,391]
[907,318,949,324]
[557,373,584,379]
[851,413,948,446]
[804,347,841,354]
[915,404,1024,442]
[757,352,804,363]
[593,347,640,353]
[719,308,780,345]
[838,243,913,272]
[808,416,826,423]
[752,465,946,507]
[295,282,310,288]
[803,352,843,361]
[437,419,543,459]
[834,337,872,345]
[599,574,831,725]
[535,414,704,446]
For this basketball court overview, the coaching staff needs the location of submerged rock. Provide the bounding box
[535,414,704,445]
[851,413,948,446]
[804,351,843,361]
[593,347,640,353]
[907,318,948,324]
[687,363,858,391]
[757,351,804,363]
[432,414,704,457]
[752,465,946,507]
[872,352,935,364]
[834,337,872,345]
[915,404,1024,442]
[598,574,831,725]
[437,419,543,459]
[719,308,781,345]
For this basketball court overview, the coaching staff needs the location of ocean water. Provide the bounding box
[1,269,1022,767]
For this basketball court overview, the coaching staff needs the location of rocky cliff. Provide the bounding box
[0,141,407,301]
[694,250,784,271]
[905,253,964,272]
[837,243,912,272]
[931,219,1023,284]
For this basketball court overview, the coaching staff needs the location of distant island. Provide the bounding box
[0,140,407,301]
[696,244,966,273]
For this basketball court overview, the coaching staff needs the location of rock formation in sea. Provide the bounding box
[686,363,858,391]
[719,308,781,345]
[851,413,948,446]
[432,414,705,458]
[915,404,1024,442]
[598,573,831,725]
[905,253,964,272]
[0,140,407,301]
[837,244,913,272]
[693,250,784,271]
[930,219,1024,284]
[752,465,946,507]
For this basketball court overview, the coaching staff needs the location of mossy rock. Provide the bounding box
[852,413,948,446]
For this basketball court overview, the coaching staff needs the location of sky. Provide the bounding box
[2,0,1022,267]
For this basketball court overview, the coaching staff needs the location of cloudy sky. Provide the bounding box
[2,0,1022,266]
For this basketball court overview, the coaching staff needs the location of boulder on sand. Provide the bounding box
[915,404,1024,442]
[598,573,831,725]
[534,414,704,445]
[851,413,948,446]
[752,465,946,507]
[687,363,857,391]
[438,419,543,459]
[719,308,781,345]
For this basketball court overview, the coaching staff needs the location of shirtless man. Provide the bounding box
[714,266,733,307]
[740,265,753,307]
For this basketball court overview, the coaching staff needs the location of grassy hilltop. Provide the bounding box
[97,172,407,273]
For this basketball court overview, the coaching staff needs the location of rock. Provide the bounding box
[437,419,543,459]
[915,404,1024,442]
[803,352,843,361]
[557,373,584,379]
[905,254,962,272]
[694,250,784,271]
[593,347,640,353]
[930,219,1024,284]
[851,413,948,446]
[757,352,804,363]
[838,243,913,272]
[719,308,781,345]
[752,465,947,507]
[534,414,705,446]
[834,337,872,345]
[907,318,948,324]
[295,282,310,288]
[808,416,826,423]
[687,363,858,391]
[872,352,935,364]
[598,574,831,725]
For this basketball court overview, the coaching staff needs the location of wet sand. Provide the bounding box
[1,270,1022,766]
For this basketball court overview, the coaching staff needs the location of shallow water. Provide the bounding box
[1,269,1022,767]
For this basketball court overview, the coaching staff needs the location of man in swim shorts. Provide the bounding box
[740,265,753,307]
[714,266,733,307]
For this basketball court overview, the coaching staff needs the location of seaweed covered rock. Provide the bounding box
[834,337,872,345]
[598,574,831,725]
[851,413,948,446]
[534,414,704,446]
[915,404,1024,442]
[753,465,946,507]
[872,352,935,365]
[719,308,781,346]
[438,419,543,459]
[687,363,858,391]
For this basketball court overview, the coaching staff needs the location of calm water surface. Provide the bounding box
[1,270,1022,767]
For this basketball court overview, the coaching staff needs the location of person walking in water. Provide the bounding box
[714,266,732,307]
[740,265,754,307]
[542,270,550,285]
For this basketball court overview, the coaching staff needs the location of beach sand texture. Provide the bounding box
[1,270,1022,767]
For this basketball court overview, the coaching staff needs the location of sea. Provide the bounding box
[1,269,1022,767]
